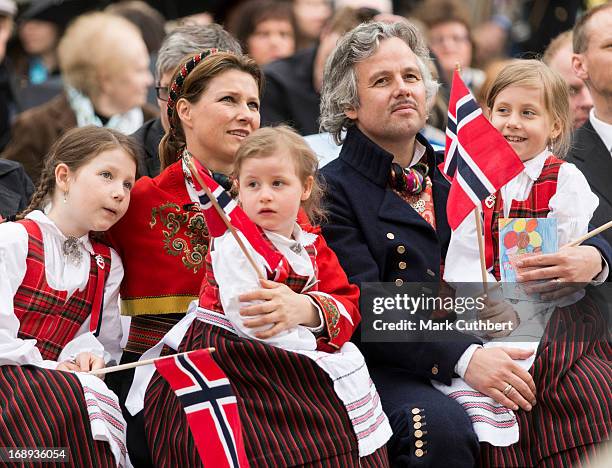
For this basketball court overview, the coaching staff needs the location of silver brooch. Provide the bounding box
[411,199,426,213]
[62,236,83,266]
[290,243,303,254]
[484,194,496,209]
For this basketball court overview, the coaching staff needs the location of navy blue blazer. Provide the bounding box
[321,127,480,385]
[567,120,612,249]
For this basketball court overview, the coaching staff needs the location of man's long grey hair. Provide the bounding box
[319,21,439,145]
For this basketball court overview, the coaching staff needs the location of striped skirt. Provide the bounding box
[480,295,612,467]
[0,365,115,467]
[144,320,389,467]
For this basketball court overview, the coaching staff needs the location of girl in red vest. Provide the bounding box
[124,53,390,464]
[0,126,138,467]
[444,60,610,466]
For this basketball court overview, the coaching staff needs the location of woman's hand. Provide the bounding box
[464,347,537,412]
[479,299,520,338]
[515,245,602,300]
[239,279,320,339]
[57,352,105,373]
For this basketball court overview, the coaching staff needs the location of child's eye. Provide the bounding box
[100,171,112,179]
[247,181,258,188]
[523,110,536,117]
[496,107,508,114]
[123,181,133,191]
[272,180,284,187]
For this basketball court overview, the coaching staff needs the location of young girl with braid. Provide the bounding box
[0,126,137,467]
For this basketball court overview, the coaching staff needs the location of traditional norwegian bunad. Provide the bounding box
[444,150,611,466]
[105,158,243,465]
[126,221,392,466]
[0,211,128,467]
[106,159,213,358]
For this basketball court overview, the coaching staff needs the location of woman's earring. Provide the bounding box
[63,191,68,203]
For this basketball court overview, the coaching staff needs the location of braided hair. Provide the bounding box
[158,49,263,170]
[18,126,140,219]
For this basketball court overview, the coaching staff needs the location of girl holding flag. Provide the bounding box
[119,50,389,466]
[0,126,137,467]
[443,60,611,466]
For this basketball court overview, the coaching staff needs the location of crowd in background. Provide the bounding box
[0,0,609,217]
[0,1,611,467]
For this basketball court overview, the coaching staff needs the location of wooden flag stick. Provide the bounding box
[88,348,216,376]
[185,157,264,279]
[474,206,489,296]
[565,220,612,247]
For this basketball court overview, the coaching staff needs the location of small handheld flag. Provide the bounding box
[443,70,524,230]
[154,349,250,468]
[184,151,283,276]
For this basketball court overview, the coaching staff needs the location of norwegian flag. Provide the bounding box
[154,349,249,468]
[443,70,524,230]
[188,156,283,273]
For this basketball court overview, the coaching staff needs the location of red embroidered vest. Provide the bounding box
[14,220,111,361]
[484,156,563,280]
[198,234,318,313]
[106,161,209,317]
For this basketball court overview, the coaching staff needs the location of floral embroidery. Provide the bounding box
[311,294,341,339]
[150,203,209,272]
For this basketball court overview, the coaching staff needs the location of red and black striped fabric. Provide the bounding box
[485,155,563,279]
[0,365,115,467]
[480,295,611,466]
[13,219,111,361]
[144,319,389,467]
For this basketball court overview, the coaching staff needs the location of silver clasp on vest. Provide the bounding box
[95,254,105,270]
[484,194,496,209]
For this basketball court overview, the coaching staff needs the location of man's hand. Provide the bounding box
[516,245,602,300]
[464,347,536,411]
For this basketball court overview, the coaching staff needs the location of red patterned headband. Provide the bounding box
[166,48,219,134]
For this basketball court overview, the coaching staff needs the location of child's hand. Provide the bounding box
[74,352,105,372]
[479,299,520,338]
[56,360,80,372]
[239,279,320,339]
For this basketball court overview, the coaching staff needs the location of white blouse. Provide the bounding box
[0,210,123,368]
[445,149,600,284]
[211,223,324,350]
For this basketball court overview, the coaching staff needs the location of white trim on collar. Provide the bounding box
[590,109,612,155]
[522,148,552,181]
[409,140,427,168]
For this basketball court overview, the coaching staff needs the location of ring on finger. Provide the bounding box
[502,384,514,396]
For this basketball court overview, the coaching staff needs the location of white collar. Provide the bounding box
[521,148,552,181]
[409,140,427,168]
[264,223,318,248]
[589,108,612,153]
[26,209,94,255]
